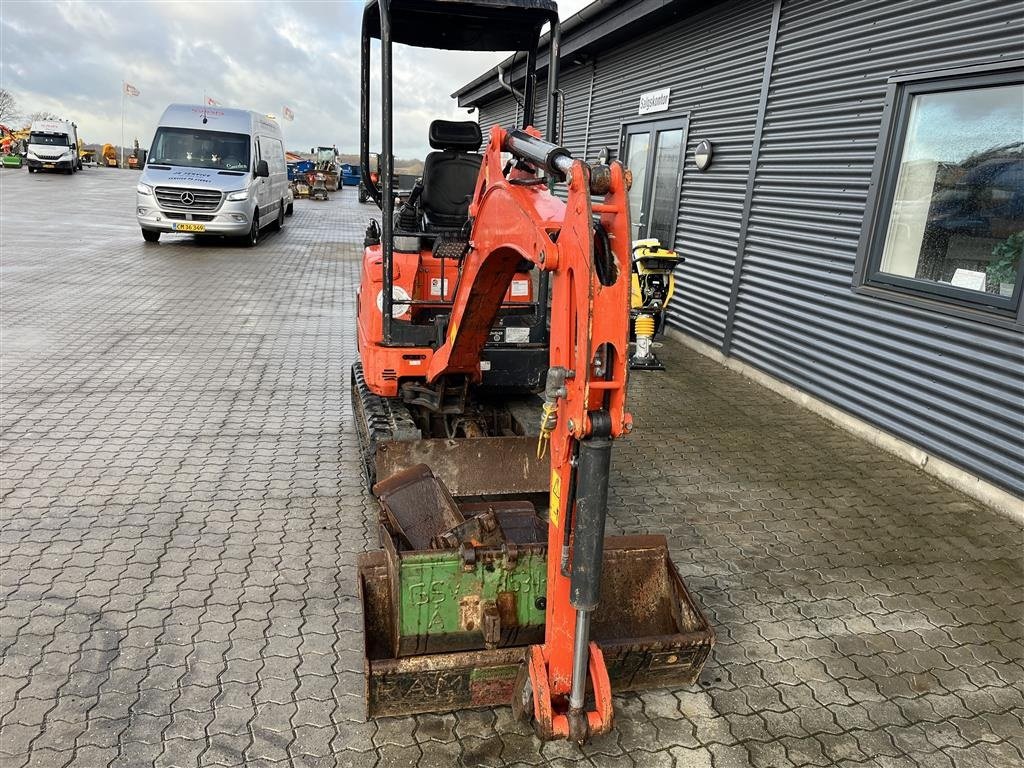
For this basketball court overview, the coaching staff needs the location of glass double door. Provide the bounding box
[621,117,688,247]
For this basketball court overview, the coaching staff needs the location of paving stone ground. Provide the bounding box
[1,169,1022,768]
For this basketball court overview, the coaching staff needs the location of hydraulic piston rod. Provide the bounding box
[567,430,613,714]
[504,129,613,195]
[569,610,591,710]
[504,129,574,178]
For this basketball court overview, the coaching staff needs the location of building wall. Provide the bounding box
[475,0,1024,496]
[481,0,773,347]
[731,0,1023,494]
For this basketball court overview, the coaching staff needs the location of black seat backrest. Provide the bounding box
[420,120,483,229]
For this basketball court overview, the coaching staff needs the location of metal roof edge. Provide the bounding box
[451,0,714,106]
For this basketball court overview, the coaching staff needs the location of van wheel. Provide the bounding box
[242,213,259,247]
[285,202,294,216]
[272,201,285,231]
[142,229,160,243]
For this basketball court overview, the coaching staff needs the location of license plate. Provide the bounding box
[43,163,55,169]
[173,223,206,232]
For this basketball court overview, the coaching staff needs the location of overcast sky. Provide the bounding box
[1,0,591,158]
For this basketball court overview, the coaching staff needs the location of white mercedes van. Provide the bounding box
[136,104,290,246]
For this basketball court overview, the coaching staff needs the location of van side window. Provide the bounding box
[257,136,285,174]
[271,138,284,173]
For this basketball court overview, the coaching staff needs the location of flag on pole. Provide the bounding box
[124,82,140,97]
[206,96,219,106]
[282,106,294,122]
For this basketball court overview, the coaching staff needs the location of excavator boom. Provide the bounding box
[425,124,632,740]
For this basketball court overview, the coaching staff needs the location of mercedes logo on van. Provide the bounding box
[179,191,195,206]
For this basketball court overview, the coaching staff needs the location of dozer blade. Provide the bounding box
[351,362,547,495]
[358,535,714,719]
[375,436,547,496]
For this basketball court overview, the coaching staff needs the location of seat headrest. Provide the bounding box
[429,120,482,151]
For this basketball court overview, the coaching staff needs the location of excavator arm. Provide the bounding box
[427,124,634,741]
[427,124,632,441]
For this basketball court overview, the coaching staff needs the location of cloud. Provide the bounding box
[1,0,592,158]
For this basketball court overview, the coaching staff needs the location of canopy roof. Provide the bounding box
[363,0,558,51]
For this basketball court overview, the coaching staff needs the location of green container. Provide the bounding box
[380,503,549,657]
[2,155,23,168]
[393,545,547,656]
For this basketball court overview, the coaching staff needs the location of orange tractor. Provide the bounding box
[352,0,713,745]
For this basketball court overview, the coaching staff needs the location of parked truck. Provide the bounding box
[26,119,82,174]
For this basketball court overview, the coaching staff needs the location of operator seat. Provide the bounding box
[419,120,483,230]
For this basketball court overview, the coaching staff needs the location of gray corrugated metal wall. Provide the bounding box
[474,0,1023,496]
[731,0,1024,494]
[478,95,520,147]
[584,0,772,347]
[479,0,772,347]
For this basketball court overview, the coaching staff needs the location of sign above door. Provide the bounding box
[638,87,671,115]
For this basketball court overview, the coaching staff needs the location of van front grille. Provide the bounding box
[154,186,223,212]
[165,212,215,221]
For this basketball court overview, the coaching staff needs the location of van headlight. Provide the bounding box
[226,189,249,202]
[137,182,153,195]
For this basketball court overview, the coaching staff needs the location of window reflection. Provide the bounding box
[879,83,1023,297]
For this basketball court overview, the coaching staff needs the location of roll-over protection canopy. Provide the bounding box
[362,0,558,50]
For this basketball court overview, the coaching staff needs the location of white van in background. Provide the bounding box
[26,119,81,174]
[136,104,290,246]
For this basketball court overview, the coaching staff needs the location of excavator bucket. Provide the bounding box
[359,536,714,718]
[357,467,714,718]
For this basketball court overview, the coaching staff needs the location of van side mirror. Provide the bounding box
[255,160,270,178]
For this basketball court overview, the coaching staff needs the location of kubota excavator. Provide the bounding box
[353,0,713,744]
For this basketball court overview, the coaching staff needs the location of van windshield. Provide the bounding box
[30,133,71,146]
[148,127,250,171]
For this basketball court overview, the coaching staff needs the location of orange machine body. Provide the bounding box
[356,244,536,397]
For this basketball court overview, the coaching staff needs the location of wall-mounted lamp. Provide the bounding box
[694,139,713,171]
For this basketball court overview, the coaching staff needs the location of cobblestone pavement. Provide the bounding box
[1,169,1022,768]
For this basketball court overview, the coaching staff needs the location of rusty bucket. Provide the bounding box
[358,534,714,718]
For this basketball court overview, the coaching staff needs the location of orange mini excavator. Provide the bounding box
[352,0,713,745]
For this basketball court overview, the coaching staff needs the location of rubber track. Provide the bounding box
[350,362,419,489]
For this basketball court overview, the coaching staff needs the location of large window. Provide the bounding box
[29,132,72,146]
[859,65,1023,317]
[149,127,251,171]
